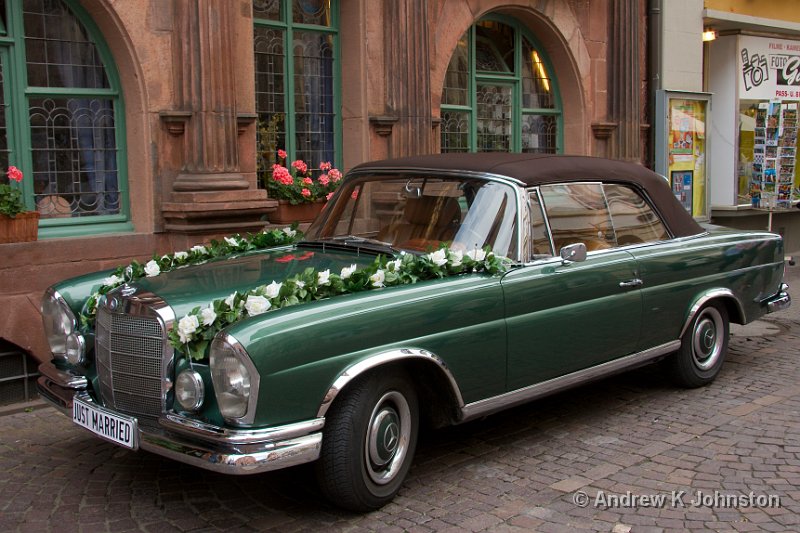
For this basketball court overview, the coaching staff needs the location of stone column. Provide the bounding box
[608,0,644,162]
[160,0,271,234]
[377,0,434,157]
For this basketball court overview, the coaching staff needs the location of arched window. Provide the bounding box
[253,0,340,180]
[0,0,128,237]
[441,17,562,154]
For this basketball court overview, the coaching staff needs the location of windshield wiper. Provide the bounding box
[302,236,401,255]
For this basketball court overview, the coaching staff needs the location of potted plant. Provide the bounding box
[0,166,39,244]
[266,149,342,224]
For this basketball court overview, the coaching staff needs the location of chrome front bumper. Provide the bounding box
[36,362,323,475]
[766,283,791,314]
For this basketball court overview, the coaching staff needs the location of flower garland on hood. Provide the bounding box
[79,227,301,329]
[170,246,510,360]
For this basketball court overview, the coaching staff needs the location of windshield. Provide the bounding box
[305,174,518,257]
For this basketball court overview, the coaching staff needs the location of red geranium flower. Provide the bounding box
[6,166,23,183]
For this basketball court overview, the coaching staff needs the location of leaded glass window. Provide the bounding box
[440,16,561,154]
[0,0,126,233]
[254,0,339,185]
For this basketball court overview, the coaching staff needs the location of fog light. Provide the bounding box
[64,333,86,365]
[175,369,205,412]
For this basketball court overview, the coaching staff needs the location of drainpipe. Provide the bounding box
[647,0,663,170]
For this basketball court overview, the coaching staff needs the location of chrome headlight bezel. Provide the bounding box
[175,369,205,412]
[209,334,260,425]
[41,287,85,365]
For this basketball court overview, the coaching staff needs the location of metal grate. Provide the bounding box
[95,306,165,419]
[0,341,39,406]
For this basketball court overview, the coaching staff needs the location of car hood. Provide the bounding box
[130,245,376,319]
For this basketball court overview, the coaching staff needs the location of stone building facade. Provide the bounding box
[0,0,647,366]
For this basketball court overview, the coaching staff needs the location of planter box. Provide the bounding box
[0,211,40,244]
[270,200,325,224]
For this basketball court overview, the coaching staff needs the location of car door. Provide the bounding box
[502,184,643,390]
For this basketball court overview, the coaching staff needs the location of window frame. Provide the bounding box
[441,14,564,154]
[1,0,130,238]
[253,0,342,172]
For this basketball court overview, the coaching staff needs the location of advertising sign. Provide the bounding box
[739,36,800,100]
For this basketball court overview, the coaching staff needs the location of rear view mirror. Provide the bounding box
[560,243,587,264]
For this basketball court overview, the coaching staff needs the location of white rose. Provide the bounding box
[174,251,189,260]
[144,260,161,277]
[341,264,357,279]
[177,314,200,344]
[103,274,124,287]
[296,280,305,289]
[467,248,487,261]
[265,281,282,299]
[245,294,271,316]
[370,270,385,287]
[388,259,402,272]
[448,249,463,267]
[190,245,208,255]
[224,237,239,247]
[317,269,331,285]
[282,227,297,237]
[200,306,217,326]
[428,249,448,266]
[225,292,238,309]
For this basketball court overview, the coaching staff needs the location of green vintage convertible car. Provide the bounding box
[38,154,790,511]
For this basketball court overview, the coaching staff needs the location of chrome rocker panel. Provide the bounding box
[36,362,322,475]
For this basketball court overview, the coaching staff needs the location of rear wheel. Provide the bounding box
[669,302,729,387]
[316,371,418,512]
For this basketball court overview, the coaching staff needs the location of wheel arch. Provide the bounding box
[316,349,465,428]
[680,289,745,338]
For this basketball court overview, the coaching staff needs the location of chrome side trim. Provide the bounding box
[680,289,745,337]
[161,413,324,446]
[316,348,465,418]
[38,361,88,390]
[459,340,680,423]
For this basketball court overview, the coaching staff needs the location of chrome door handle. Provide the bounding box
[619,278,643,288]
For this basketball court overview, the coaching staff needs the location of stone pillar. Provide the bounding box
[608,0,644,162]
[376,0,433,157]
[160,0,271,234]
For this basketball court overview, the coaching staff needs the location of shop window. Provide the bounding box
[441,16,562,154]
[253,0,340,183]
[0,0,128,237]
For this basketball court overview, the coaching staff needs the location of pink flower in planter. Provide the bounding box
[272,165,293,185]
[326,192,334,201]
[7,166,23,182]
[318,174,330,186]
[301,188,311,197]
[292,160,308,174]
[302,177,313,185]
[277,149,287,160]
[329,169,342,182]
[319,161,332,171]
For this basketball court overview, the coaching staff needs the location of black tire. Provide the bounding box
[316,371,419,512]
[669,302,729,388]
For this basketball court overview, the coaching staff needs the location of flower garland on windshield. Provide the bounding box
[170,246,510,360]
[79,227,301,329]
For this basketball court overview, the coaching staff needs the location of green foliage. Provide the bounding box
[0,183,25,217]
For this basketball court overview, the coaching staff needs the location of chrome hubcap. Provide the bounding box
[692,308,724,371]
[365,391,411,485]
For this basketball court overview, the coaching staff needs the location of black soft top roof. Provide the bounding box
[351,153,704,238]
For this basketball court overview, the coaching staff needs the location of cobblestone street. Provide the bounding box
[2,273,800,532]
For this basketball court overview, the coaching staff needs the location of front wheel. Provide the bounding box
[668,302,729,388]
[316,371,419,512]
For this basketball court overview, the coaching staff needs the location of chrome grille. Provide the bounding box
[95,294,169,419]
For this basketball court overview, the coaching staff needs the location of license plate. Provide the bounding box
[72,396,138,450]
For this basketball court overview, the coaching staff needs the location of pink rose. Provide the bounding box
[291,160,308,174]
[301,188,311,197]
[318,174,330,186]
[329,169,342,182]
[6,166,23,183]
[302,177,313,185]
[319,161,332,171]
[277,149,287,160]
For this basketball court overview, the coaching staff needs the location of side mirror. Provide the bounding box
[560,242,587,264]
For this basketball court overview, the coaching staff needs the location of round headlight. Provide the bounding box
[41,288,84,364]
[210,335,257,422]
[175,369,205,412]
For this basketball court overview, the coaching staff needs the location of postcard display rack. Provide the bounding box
[750,101,797,209]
